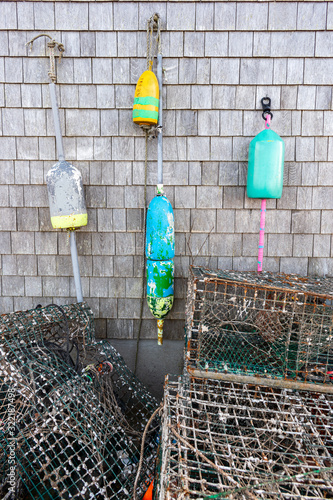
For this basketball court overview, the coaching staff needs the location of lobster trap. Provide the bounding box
[155,375,333,500]
[154,266,333,499]
[0,302,159,499]
[185,267,333,389]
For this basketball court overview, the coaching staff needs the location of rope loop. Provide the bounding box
[146,13,161,71]
[47,39,56,49]
[26,34,65,83]
[141,13,161,134]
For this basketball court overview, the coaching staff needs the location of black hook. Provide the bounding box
[261,97,273,120]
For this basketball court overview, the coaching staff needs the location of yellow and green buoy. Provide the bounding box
[133,70,159,128]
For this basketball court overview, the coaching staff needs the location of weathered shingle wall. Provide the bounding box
[0,1,332,339]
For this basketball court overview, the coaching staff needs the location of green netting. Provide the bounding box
[155,375,333,499]
[0,303,159,499]
[185,267,333,384]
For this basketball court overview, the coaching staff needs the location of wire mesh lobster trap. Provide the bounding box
[154,266,333,500]
[155,375,333,500]
[0,302,159,499]
[185,267,333,388]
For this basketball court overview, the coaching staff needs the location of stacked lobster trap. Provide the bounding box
[0,303,159,499]
[185,267,333,385]
[154,266,333,500]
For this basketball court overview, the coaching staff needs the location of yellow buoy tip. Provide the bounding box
[157,319,164,345]
[51,213,88,229]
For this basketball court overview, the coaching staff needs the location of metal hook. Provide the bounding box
[261,97,273,120]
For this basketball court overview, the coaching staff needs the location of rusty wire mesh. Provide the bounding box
[185,267,333,384]
[155,375,333,500]
[0,302,159,499]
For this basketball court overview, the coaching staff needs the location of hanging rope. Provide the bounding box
[134,129,148,374]
[146,13,161,70]
[26,34,65,83]
[146,17,153,70]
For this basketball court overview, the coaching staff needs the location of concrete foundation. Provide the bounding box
[109,339,184,399]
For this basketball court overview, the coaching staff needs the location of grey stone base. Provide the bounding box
[108,339,184,399]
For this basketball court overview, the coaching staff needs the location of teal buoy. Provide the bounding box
[247,128,285,199]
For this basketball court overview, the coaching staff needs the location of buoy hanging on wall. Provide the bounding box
[26,33,87,304]
[146,191,175,345]
[45,77,87,303]
[133,70,159,128]
[247,98,285,199]
[247,97,285,272]
[45,51,87,230]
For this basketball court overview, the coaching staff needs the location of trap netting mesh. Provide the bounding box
[185,267,333,384]
[155,375,333,500]
[0,302,159,499]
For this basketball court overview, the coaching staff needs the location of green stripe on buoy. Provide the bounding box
[133,109,158,120]
[133,96,159,107]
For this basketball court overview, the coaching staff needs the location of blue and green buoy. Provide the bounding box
[146,188,174,344]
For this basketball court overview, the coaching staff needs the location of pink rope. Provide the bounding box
[258,199,266,272]
[265,114,271,129]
